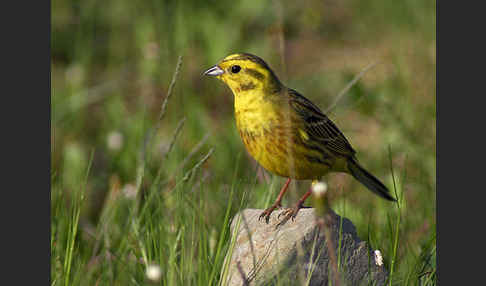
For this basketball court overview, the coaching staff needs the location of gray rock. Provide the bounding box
[221,208,388,286]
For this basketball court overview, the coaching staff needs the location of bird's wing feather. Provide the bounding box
[287,89,356,157]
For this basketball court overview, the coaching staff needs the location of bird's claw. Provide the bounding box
[275,207,299,228]
[260,203,303,228]
[258,211,271,224]
[258,204,281,224]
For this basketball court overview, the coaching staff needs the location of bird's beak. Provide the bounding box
[203,65,224,76]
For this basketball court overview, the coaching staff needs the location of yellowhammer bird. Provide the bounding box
[204,53,396,225]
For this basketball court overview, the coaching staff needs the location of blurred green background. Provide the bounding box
[51,0,436,284]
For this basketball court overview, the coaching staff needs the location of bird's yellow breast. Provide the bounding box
[234,91,331,179]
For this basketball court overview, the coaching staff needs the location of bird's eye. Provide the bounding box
[231,65,241,74]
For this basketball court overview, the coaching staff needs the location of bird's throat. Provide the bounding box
[234,90,280,134]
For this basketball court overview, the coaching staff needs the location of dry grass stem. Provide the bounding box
[165,117,186,159]
[325,61,380,113]
[317,213,342,286]
[182,147,214,182]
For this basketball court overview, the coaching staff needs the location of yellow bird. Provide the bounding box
[204,53,396,224]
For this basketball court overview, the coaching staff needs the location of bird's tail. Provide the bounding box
[347,158,397,202]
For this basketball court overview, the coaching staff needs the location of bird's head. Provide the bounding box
[203,53,282,95]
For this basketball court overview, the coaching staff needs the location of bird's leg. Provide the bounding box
[259,178,291,223]
[276,188,313,228]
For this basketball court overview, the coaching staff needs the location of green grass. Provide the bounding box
[51,0,436,284]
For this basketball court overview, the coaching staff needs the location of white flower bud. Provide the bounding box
[311,181,328,197]
[374,250,383,266]
[107,131,124,151]
[146,263,161,282]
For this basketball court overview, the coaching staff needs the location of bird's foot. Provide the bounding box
[258,203,282,224]
[275,204,307,229]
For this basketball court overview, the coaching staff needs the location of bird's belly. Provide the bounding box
[238,126,333,180]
